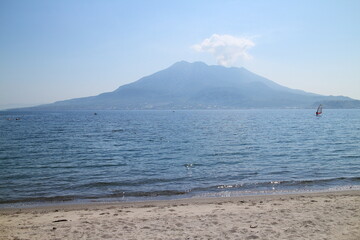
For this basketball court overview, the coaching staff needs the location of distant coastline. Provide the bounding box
[6,62,360,111]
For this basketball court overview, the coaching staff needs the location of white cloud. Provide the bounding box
[192,34,255,67]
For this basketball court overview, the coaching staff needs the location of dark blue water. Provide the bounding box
[1,110,359,206]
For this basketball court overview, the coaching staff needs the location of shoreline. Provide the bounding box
[1,190,359,239]
[1,184,359,210]
[1,188,359,211]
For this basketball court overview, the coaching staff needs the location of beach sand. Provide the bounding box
[1,191,359,240]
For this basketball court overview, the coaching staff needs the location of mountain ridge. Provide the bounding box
[7,61,360,110]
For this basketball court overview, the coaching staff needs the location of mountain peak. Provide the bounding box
[171,61,246,72]
[170,60,208,68]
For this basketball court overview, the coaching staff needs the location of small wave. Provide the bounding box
[200,151,252,158]
[75,177,189,189]
[184,163,203,168]
[112,129,124,133]
[269,170,291,175]
[0,195,79,205]
[12,163,128,170]
[184,163,193,168]
[190,177,360,193]
[256,177,360,188]
[343,155,360,159]
[111,190,187,198]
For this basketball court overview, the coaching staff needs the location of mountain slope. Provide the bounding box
[12,61,360,110]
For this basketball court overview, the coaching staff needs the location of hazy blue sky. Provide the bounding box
[1,0,359,109]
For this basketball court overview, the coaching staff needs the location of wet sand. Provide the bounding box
[1,190,359,240]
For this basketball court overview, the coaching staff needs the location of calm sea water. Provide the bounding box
[1,109,359,207]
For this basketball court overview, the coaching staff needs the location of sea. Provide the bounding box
[1,109,359,207]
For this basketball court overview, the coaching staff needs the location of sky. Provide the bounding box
[1,0,359,109]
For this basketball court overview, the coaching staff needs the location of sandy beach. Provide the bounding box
[1,190,359,240]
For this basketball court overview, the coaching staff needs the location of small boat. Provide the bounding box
[316,104,322,116]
